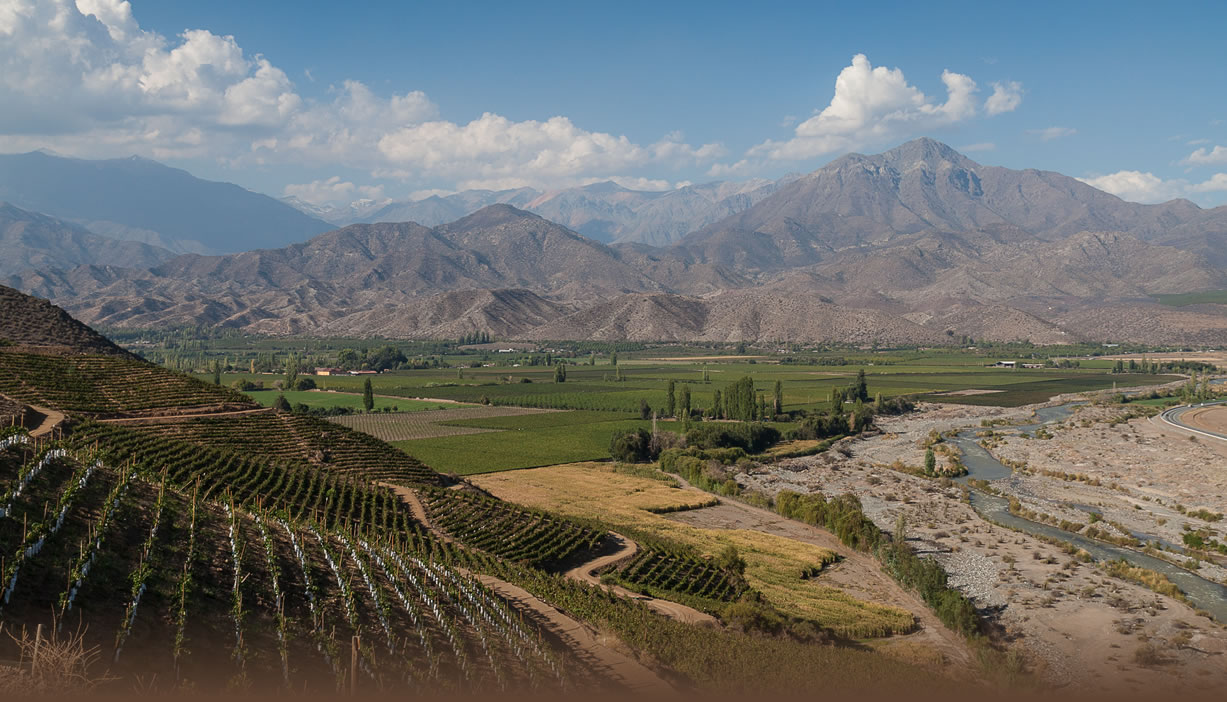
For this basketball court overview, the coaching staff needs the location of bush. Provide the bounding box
[295,377,317,391]
[686,423,780,453]
[273,394,291,412]
[611,428,654,463]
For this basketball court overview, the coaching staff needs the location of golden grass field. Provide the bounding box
[471,462,915,638]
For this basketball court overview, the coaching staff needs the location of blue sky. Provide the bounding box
[2,0,1225,206]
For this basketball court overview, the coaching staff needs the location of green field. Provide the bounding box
[196,351,1184,474]
[393,410,652,474]
[244,388,456,411]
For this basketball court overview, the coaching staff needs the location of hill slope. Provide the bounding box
[0,284,132,355]
[0,203,174,275]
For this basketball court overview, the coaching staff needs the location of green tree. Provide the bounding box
[666,379,676,417]
[711,389,722,418]
[273,394,291,412]
[639,398,652,420]
[362,378,374,411]
[680,384,691,421]
[284,354,299,389]
[554,363,567,383]
[855,368,868,401]
[924,448,937,477]
[773,380,783,415]
[610,350,618,366]
[211,359,222,386]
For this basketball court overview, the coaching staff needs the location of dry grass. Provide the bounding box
[472,462,916,638]
[0,619,108,696]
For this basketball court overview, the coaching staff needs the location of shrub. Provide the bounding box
[686,423,780,453]
[295,377,317,391]
[611,428,654,463]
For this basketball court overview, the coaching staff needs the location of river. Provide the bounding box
[947,403,1227,622]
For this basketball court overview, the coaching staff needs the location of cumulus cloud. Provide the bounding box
[283,176,385,206]
[1027,126,1077,141]
[1183,145,1227,166]
[985,81,1023,115]
[1079,170,1227,203]
[0,0,721,192]
[714,54,1020,173]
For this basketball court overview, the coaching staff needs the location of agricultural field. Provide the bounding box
[109,412,441,486]
[0,350,253,415]
[329,406,560,442]
[0,438,590,692]
[391,411,653,474]
[244,389,456,412]
[471,462,917,638]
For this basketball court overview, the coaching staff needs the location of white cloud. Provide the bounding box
[716,54,1019,173]
[1079,170,1227,203]
[1189,173,1227,193]
[0,0,722,192]
[985,81,1022,115]
[960,142,996,152]
[1027,126,1077,141]
[283,176,384,206]
[1183,145,1227,166]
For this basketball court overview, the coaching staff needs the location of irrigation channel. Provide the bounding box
[947,403,1227,622]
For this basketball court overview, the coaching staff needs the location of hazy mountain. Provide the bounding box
[677,137,1227,269]
[0,151,333,254]
[0,203,175,276]
[286,177,794,246]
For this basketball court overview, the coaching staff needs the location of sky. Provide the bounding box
[1,0,1225,208]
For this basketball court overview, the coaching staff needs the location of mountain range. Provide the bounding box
[0,151,333,254]
[6,138,1227,345]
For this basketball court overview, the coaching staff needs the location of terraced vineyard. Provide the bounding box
[0,435,591,692]
[614,548,748,602]
[421,488,606,569]
[121,412,441,485]
[70,422,423,532]
[0,350,253,415]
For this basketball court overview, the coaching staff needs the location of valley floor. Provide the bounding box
[734,400,1227,694]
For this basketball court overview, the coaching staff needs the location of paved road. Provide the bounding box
[1158,400,1227,441]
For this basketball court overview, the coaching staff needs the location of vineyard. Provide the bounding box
[612,548,747,602]
[115,412,441,486]
[421,488,606,569]
[329,406,558,442]
[69,422,425,533]
[0,350,253,415]
[0,436,598,692]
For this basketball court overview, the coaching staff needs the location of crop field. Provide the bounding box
[391,411,653,475]
[613,548,748,602]
[472,462,916,638]
[113,412,440,486]
[329,406,559,442]
[0,439,585,692]
[0,350,253,415]
[245,389,455,412]
[420,487,606,568]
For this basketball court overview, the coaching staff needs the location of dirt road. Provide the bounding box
[381,483,672,692]
[564,531,718,626]
[25,404,64,438]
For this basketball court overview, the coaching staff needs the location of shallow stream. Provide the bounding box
[947,403,1227,621]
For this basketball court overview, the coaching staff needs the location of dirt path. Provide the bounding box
[470,573,672,694]
[387,482,716,626]
[564,531,718,626]
[25,404,65,438]
[380,483,671,692]
[663,472,972,668]
[97,406,277,425]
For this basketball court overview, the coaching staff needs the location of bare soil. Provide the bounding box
[732,401,1227,694]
